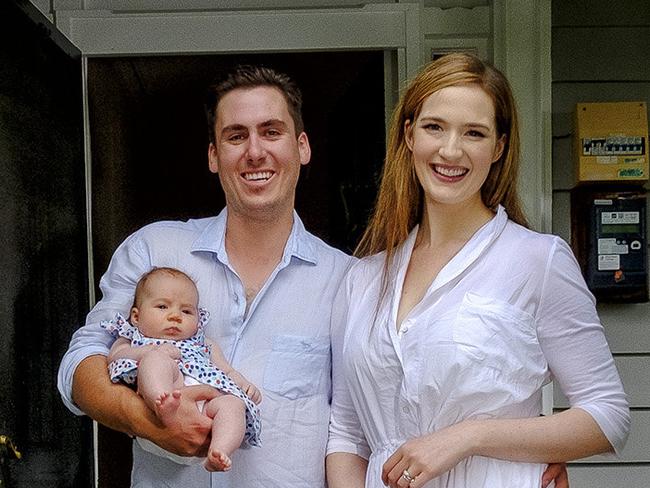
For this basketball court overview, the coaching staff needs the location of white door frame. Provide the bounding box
[53,0,553,481]
[493,0,553,234]
[55,6,421,485]
[55,2,422,303]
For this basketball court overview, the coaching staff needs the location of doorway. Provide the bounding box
[88,51,387,268]
[0,1,92,487]
[86,51,387,486]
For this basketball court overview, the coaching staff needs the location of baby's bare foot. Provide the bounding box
[155,390,182,424]
[204,449,232,472]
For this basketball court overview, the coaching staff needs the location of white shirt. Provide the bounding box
[328,206,630,488]
[58,209,352,488]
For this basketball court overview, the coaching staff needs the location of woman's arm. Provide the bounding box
[383,408,604,487]
[536,239,630,455]
[471,408,610,461]
[383,238,628,488]
[327,270,372,486]
[326,452,368,488]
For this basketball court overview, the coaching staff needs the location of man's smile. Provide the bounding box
[242,170,274,182]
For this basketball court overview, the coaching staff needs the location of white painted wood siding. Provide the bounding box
[552,1,650,485]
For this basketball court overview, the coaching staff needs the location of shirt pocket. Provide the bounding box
[452,292,546,391]
[263,335,329,399]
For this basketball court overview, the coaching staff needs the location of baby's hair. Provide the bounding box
[132,267,196,309]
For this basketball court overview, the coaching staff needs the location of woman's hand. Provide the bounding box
[382,424,472,488]
[381,423,571,488]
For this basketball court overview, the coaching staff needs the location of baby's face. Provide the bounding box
[130,272,199,340]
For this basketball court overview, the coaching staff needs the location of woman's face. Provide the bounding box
[405,84,505,211]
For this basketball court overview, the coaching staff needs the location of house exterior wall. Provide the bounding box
[28,1,648,486]
[551,1,650,486]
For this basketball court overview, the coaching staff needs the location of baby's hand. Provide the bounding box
[242,381,262,404]
[156,343,181,360]
[227,370,262,404]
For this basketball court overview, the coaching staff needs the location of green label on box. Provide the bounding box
[618,168,644,178]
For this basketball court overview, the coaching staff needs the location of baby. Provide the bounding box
[102,267,261,471]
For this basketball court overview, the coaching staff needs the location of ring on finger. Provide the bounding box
[402,469,415,483]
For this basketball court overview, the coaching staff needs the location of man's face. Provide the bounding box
[208,86,311,221]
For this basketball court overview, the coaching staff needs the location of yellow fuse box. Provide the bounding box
[574,101,648,183]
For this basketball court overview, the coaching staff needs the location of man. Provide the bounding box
[58,65,568,488]
[58,65,352,487]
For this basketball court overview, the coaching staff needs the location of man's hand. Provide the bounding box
[144,384,218,457]
[542,463,569,488]
[73,355,219,458]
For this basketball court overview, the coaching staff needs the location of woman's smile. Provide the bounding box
[431,164,469,180]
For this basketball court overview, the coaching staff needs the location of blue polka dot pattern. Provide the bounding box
[101,311,261,447]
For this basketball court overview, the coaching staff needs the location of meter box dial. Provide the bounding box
[571,190,648,302]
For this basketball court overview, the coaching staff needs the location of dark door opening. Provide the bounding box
[87,51,387,486]
[0,1,91,487]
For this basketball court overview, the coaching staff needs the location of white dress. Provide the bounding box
[328,206,629,488]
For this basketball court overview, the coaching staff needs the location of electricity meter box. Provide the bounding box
[574,101,648,183]
[571,189,648,303]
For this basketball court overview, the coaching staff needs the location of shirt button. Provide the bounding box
[400,325,409,334]
[402,405,409,413]
[234,294,239,303]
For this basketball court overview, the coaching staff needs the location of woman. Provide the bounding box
[326,53,629,488]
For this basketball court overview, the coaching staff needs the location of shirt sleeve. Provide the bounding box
[327,268,371,459]
[57,230,153,415]
[536,237,630,456]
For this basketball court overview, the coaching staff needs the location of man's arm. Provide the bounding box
[59,226,227,456]
[73,354,216,456]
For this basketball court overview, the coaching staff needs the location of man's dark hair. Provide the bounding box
[205,65,304,144]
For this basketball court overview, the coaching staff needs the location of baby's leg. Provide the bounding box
[137,350,184,424]
[202,394,246,472]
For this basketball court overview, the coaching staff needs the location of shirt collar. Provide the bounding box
[190,208,318,266]
[397,204,509,285]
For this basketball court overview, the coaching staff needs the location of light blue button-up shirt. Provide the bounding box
[58,208,353,487]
